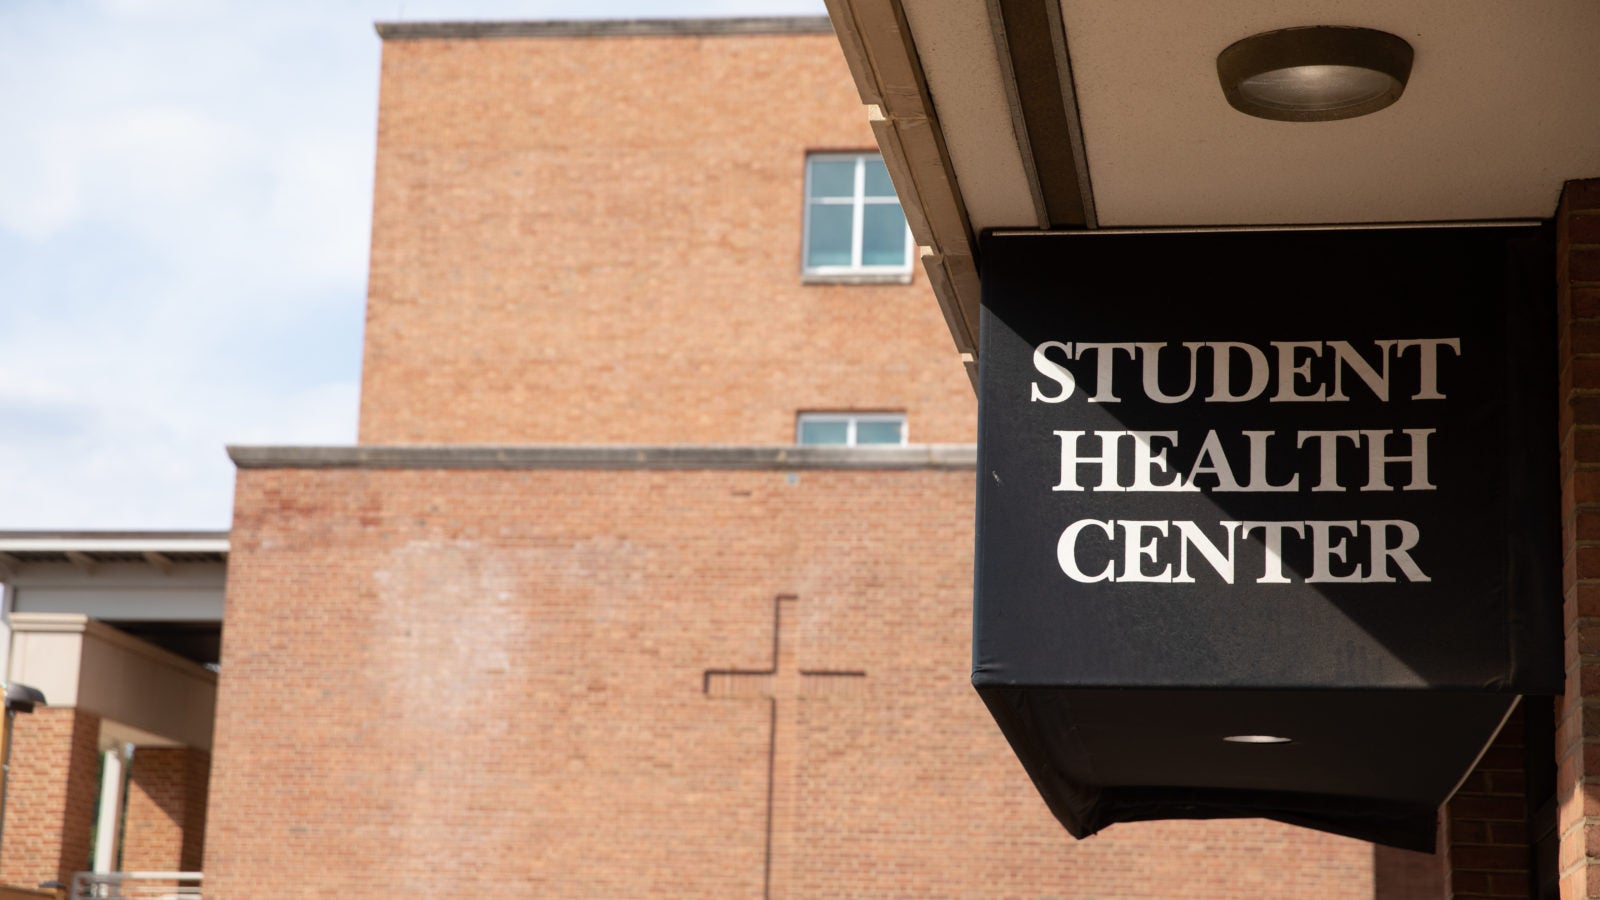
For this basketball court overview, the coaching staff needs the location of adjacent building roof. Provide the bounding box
[0,531,229,573]
[375,17,833,41]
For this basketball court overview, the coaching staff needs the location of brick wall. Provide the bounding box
[1558,177,1600,900]
[1447,707,1533,898]
[121,747,210,873]
[1376,840,1447,900]
[206,464,1377,898]
[224,20,1508,900]
[358,30,975,446]
[0,708,98,888]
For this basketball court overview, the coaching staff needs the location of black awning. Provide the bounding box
[973,226,1559,851]
[978,686,1515,851]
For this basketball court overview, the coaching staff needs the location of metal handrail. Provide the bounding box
[68,872,202,900]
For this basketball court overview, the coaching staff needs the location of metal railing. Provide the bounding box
[68,872,201,900]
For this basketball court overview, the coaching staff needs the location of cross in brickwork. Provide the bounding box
[703,595,866,900]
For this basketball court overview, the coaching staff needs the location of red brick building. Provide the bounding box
[22,12,1600,900]
[201,17,1447,899]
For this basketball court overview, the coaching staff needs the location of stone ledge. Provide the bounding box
[229,444,977,471]
[376,17,833,41]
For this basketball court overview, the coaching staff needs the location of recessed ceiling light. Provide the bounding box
[1223,734,1293,744]
[1217,26,1413,122]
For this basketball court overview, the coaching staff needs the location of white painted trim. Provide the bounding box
[0,538,229,554]
[0,582,12,687]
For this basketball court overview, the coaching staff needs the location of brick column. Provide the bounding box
[121,748,211,874]
[0,708,100,888]
[1557,177,1600,900]
[1447,707,1533,898]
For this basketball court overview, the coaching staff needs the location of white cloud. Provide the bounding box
[0,0,825,530]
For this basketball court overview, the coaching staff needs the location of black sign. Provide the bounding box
[973,226,1558,850]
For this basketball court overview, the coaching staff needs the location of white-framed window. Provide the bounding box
[802,153,913,281]
[796,412,908,446]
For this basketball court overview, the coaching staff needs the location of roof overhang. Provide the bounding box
[0,531,229,578]
[825,0,1600,370]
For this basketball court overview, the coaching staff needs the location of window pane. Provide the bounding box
[798,420,849,445]
[856,420,904,444]
[808,159,856,199]
[806,204,854,269]
[860,205,908,267]
[863,158,897,198]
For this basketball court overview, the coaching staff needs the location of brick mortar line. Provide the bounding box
[1548,701,1600,730]
[1556,816,1600,842]
[1559,658,1600,677]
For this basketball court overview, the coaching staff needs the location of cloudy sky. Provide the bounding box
[0,0,824,531]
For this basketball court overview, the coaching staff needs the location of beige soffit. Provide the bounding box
[829,0,1600,371]
[897,2,1037,235]
[1062,0,1600,226]
[828,0,1104,377]
[826,0,993,384]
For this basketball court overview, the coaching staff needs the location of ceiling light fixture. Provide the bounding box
[1223,734,1293,744]
[1217,26,1413,122]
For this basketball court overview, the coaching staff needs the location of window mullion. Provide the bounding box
[851,156,865,269]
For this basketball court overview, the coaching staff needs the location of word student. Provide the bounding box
[1030,338,1460,404]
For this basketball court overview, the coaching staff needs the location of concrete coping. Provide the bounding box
[228,444,977,472]
[375,17,834,41]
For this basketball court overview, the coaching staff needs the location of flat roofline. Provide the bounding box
[375,17,834,41]
[230,444,975,472]
[0,532,230,554]
[0,530,228,542]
